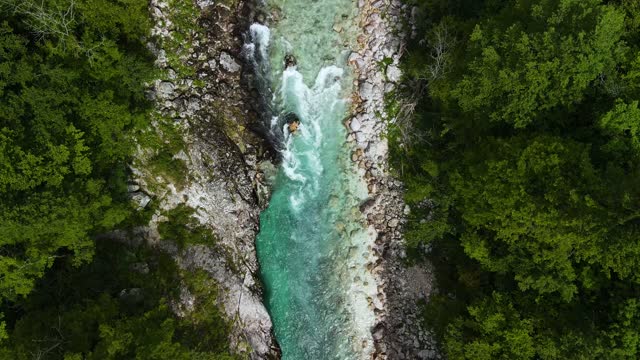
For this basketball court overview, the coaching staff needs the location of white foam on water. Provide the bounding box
[278,66,347,154]
[270,115,279,129]
[281,133,307,184]
[289,192,304,212]
[242,42,256,60]
[280,68,309,115]
[304,150,323,176]
[250,23,271,60]
[313,65,344,90]
[281,159,306,183]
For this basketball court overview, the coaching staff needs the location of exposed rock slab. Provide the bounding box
[136,0,279,358]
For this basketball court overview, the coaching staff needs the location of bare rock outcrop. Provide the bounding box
[346,0,441,358]
[129,0,279,358]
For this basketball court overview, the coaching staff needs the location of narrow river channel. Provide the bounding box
[246,0,378,358]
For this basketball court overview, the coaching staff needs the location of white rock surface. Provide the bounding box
[350,118,362,131]
[156,81,175,99]
[386,64,402,83]
[220,51,241,73]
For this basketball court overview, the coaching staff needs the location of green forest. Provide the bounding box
[3,0,640,358]
[0,0,236,358]
[395,0,640,358]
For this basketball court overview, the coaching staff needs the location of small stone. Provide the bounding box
[127,184,140,192]
[348,52,359,64]
[219,52,241,73]
[129,191,151,209]
[386,65,402,83]
[288,121,300,133]
[196,0,214,8]
[418,350,436,359]
[156,50,169,68]
[187,98,201,113]
[350,118,362,131]
[388,218,399,228]
[285,54,297,68]
[385,82,395,93]
[156,81,175,99]
[373,327,384,341]
[359,82,374,100]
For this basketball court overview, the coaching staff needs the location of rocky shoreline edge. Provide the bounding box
[346,0,440,359]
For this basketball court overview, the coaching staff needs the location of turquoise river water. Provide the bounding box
[245,0,378,359]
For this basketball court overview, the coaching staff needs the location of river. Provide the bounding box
[245,0,379,358]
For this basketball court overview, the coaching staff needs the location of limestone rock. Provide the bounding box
[157,81,175,99]
[220,51,241,73]
[288,120,300,133]
[360,81,374,100]
[350,118,362,131]
[285,54,297,68]
[143,0,279,358]
[386,65,402,83]
[196,0,213,8]
[129,191,151,209]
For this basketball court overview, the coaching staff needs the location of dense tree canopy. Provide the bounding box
[0,1,238,358]
[0,0,152,301]
[397,0,640,358]
[450,0,627,127]
[1,241,237,359]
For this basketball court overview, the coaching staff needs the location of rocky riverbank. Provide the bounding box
[127,0,279,358]
[346,0,440,359]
